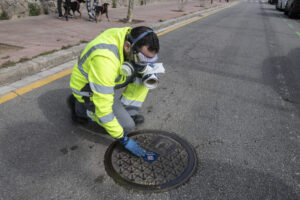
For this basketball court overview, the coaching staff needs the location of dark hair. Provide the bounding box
[129,26,160,53]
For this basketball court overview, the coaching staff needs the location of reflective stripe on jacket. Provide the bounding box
[70,27,149,139]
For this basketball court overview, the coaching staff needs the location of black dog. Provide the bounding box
[94,3,110,23]
[63,0,86,21]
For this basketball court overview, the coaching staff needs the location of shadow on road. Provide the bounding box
[169,159,299,199]
[37,88,113,145]
[262,48,300,116]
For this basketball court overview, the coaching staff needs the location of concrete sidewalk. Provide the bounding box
[0,0,233,87]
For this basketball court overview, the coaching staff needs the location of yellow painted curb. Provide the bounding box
[0,68,73,104]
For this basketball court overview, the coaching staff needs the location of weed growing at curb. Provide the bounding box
[0,60,16,69]
[19,57,30,63]
[159,19,164,22]
[34,50,56,58]
[61,45,72,50]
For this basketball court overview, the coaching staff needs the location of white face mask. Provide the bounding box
[137,52,158,63]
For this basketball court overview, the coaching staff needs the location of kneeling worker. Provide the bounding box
[69,26,164,159]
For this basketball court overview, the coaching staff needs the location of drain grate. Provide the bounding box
[104,130,197,192]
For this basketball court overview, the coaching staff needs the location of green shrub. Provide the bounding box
[0,11,9,20]
[28,3,41,16]
[112,0,117,8]
[19,57,30,63]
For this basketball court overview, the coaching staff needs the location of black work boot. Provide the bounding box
[131,114,145,125]
[67,95,89,124]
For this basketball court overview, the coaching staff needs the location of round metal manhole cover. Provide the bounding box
[104,130,197,192]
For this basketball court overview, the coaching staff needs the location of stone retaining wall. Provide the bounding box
[0,0,183,19]
[0,0,57,19]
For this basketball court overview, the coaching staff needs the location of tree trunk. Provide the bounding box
[127,0,134,23]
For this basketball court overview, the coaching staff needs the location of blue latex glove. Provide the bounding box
[118,134,146,157]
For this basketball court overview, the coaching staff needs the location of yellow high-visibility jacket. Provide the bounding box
[70,27,149,139]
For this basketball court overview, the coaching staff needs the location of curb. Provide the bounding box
[0,44,84,86]
[150,4,230,31]
[0,2,236,87]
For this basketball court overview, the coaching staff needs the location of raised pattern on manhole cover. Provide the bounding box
[104,130,197,192]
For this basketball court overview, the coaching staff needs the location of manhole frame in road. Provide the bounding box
[104,130,197,192]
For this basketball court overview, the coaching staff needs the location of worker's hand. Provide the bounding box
[118,134,146,157]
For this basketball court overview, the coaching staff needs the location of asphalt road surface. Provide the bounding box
[1,1,299,199]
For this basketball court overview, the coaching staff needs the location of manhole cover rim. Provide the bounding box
[104,129,197,192]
